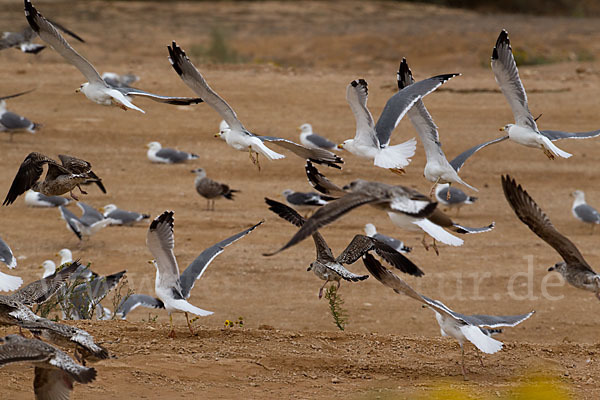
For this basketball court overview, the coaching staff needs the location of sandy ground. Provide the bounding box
[1,1,600,398]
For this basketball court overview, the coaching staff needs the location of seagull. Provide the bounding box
[24,189,70,207]
[298,123,337,151]
[364,223,411,253]
[9,262,79,306]
[57,249,73,266]
[191,168,239,210]
[571,190,600,232]
[338,68,459,174]
[0,335,96,399]
[101,72,140,88]
[146,141,199,164]
[303,161,494,254]
[363,254,534,379]
[502,175,600,300]
[267,199,425,297]
[0,94,41,141]
[0,236,22,292]
[65,270,126,320]
[0,295,109,363]
[3,152,106,206]
[100,204,150,225]
[40,261,56,279]
[167,42,343,170]
[435,184,477,216]
[121,211,262,337]
[265,178,437,256]
[24,1,203,113]
[1,17,84,54]
[282,189,334,214]
[59,204,113,241]
[397,58,476,196]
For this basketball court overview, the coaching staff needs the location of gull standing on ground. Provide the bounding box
[571,190,600,232]
[24,189,70,207]
[3,153,105,205]
[0,335,96,399]
[0,236,22,292]
[191,168,239,210]
[100,204,150,225]
[502,175,600,300]
[364,223,411,253]
[435,184,477,216]
[338,67,459,174]
[298,123,337,151]
[266,199,424,297]
[397,58,476,196]
[1,17,84,54]
[0,92,41,141]
[167,42,343,170]
[119,211,262,337]
[146,141,199,164]
[24,1,203,113]
[363,254,534,379]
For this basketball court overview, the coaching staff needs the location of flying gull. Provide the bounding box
[117,211,262,337]
[3,152,105,205]
[265,178,437,256]
[146,141,199,164]
[363,254,534,379]
[0,335,96,399]
[435,184,477,216]
[167,42,343,170]
[0,236,22,292]
[0,294,109,363]
[267,198,426,297]
[0,93,41,141]
[397,58,476,196]
[24,189,70,207]
[282,189,334,214]
[191,168,239,210]
[100,204,150,225]
[364,223,411,253]
[338,68,459,174]
[502,175,600,300]
[9,262,79,306]
[571,190,600,232]
[101,72,140,88]
[59,204,114,241]
[303,161,494,254]
[298,123,337,151]
[1,17,84,54]
[24,0,203,113]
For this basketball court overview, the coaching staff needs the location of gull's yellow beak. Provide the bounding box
[337,143,344,149]
[499,127,505,131]
[38,265,43,269]
[75,88,81,93]
[147,259,154,264]
[54,253,59,257]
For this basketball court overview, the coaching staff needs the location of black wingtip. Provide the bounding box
[150,210,174,230]
[24,0,40,33]
[397,58,412,90]
[493,30,510,59]
[168,41,184,76]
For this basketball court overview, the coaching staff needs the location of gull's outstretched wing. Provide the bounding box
[59,206,83,240]
[0,89,35,102]
[502,175,594,272]
[345,79,377,148]
[179,221,263,298]
[24,0,105,86]
[116,294,164,318]
[449,136,508,172]
[115,86,203,106]
[258,136,343,169]
[541,129,600,141]
[76,202,104,226]
[375,72,459,147]
[491,29,536,130]
[3,152,55,206]
[304,161,346,197]
[146,211,181,288]
[167,42,241,130]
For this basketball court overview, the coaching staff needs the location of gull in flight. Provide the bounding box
[118,211,262,337]
[338,68,459,174]
[363,254,534,379]
[24,1,203,113]
[3,153,106,206]
[502,175,600,300]
[167,42,343,170]
[397,58,476,197]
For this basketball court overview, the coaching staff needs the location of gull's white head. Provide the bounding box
[337,139,354,150]
[101,204,117,214]
[40,260,56,278]
[57,249,72,265]
[299,123,312,134]
[572,190,586,203]
[499,123,514,132]
[76,82,89,94]
[147,141,162,151]
[215,120,230,141]
[0,99,6,111]
[282,189,294,197]
[364,223,377,237]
